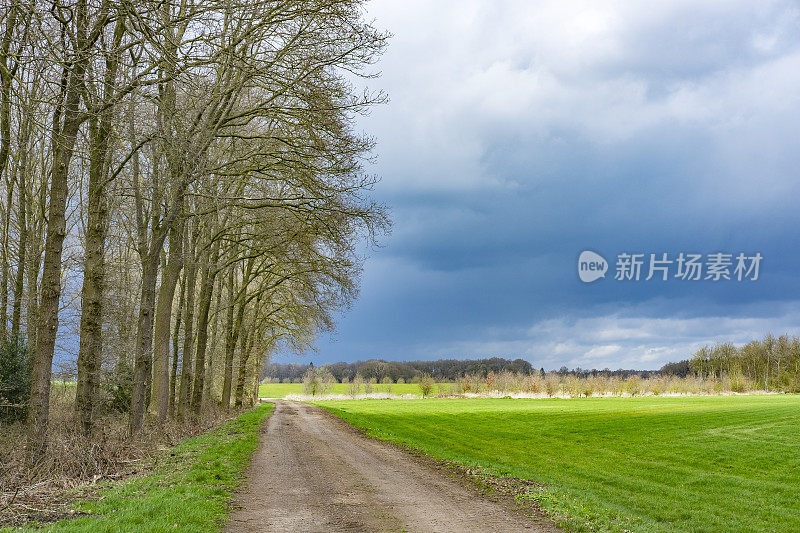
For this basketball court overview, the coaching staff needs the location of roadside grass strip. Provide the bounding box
[6,403,272,533]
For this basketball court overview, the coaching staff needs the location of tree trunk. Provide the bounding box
[190,242,219,414]
[0,4,19,341]
[234,318,250,407]
[221,266,238,409]
[1,174,14,339]
[75,146,107,434]
[177,250,197,421]
[10,171,26,340]
[202,275,222,408]
[223,256,252,409]
[75,13,123,434]
[115,248,134,371]
[169,271,185,417]
[129,251,160,433]
[251,345,264,407]
[151,217,184,421]
[247,322,263,407]
[0,4,17,182]
[27,1,90,460]
[10,104,31,340]
[25,179,45,352]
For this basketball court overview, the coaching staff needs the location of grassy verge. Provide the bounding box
[316,395,800,533]
[5,403,272,533]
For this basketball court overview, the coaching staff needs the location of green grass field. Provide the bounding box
[5,403,272,533]
[258,381,429,397]
[318,395,800,533]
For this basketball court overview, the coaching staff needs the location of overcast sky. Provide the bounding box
[287,0,800,370]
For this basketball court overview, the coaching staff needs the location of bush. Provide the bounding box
[544,372,560,397]
[302,366,335,396]
[626,376,642,397]
[495,371,520,392]
[522,374,539,393]
[348,374,362,397]
[649,377,665,396]
[100,361,134,414]
[0,338,31,422]
[728,371,747,393]
[484,371,497,391]
[419,373,434,397]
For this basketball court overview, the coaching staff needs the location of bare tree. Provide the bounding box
[75,5,126,436]
[28,0,112,462]
[0,0,390,457]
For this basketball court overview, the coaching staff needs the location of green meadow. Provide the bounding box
[318,395,800,533]
[258,381,428,397]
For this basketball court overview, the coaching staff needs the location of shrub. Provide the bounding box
[348,375,362,397]
[496,371,520,392]
[626,375,642,397]
[522,374,539,393]
[484,371,497,391]
[302,366,335,396]
[544,372,560,397]
[782,372,800,393]
[564,375,582,398]
[649,377,665,396]
[100,361,134,414]
[728,371,747,393]
[0,338,31,422]
[419,373,434,397]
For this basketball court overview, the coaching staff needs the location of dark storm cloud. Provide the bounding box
[287,0,800,369]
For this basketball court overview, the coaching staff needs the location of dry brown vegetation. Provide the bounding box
[445,371,767,397]
[0,385,241,528]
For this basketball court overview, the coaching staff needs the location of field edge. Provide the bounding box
[3,402,273,533]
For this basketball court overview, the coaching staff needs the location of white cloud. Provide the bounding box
[362,0,800,193]
[421,303,800,369]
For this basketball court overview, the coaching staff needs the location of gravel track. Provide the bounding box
[225,401,559,532]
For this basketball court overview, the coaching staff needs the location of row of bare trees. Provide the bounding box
[0,0,388,463]
[690,334,800,391]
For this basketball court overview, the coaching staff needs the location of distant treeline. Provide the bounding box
[263,333,800,394]
[263,358,532,382]
[689,334,800,392]
[263,357,678,383]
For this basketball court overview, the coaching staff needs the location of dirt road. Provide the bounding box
[225,401,558,532]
